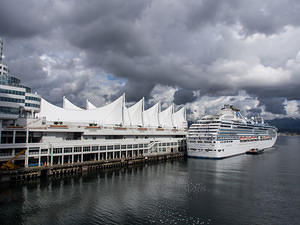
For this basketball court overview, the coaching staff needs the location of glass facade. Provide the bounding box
[25,96,41,102]
[25,103,40,108]
[0,88,25,96]
[0,96,24,103]
[0,106,19,114]
[24,86,32,93]
[0,74,21,87]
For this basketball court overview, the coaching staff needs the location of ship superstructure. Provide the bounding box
[187,105,277,159]
[0,38,187,168]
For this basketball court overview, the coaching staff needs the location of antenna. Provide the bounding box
[0,37,3,63]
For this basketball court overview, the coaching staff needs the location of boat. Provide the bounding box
[187,104,277,159]
[246,148,264,155]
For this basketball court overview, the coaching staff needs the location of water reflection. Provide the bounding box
[1,137,300,225]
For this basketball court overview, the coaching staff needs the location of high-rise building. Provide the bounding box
[0,38,41,120]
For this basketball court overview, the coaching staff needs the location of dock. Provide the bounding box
[0,152,184,183]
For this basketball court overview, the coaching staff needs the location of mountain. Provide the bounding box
[266,118,300,134]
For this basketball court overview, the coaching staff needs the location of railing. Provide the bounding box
[0,152,13,157]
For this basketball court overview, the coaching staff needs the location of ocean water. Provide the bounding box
[0,136,300,225]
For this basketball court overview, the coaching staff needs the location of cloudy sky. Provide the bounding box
[1,0,300,121]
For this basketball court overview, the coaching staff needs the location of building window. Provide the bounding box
[25,96,41,101]
[100,146,106,151]
[107,145,113,150]
[41,149,48,154]
[25,103,40,108]
[0,106,19,114]
[92,146,98,151]
[63,147,72,153]
[83,146,90,152]
[53,148,62,154]
[114,145,120,150]
[29,147,39,155]
[0,88,25,96]
[74,147,82,152]
[0,96,24,103]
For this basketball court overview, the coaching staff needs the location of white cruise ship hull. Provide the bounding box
[187,135,277,159]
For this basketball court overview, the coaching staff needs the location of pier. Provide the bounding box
[0,152,184,182]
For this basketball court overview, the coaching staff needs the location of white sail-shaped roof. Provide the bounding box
[159,104,174,128]
[86,99,97,110]
[38,93,187,129]
[123,107,131,126]
[39,95,124,125]
[124,98,144,126]
[172,107,187,128]
[63,96,83,110]
[143,102,160,127]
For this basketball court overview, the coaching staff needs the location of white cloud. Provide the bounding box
[185,91,260,121]
[285,100,300,118]
[149,84,177,109]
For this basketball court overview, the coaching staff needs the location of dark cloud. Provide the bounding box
[186,0,300,36]
[174,89,196,105]
[245,85,300,100]
[68,16,150,58]
[0,0,52,38]
[0,0,300,116]
[259,97,286,115]
[186,0,239,29]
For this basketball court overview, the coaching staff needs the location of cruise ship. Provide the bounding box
[0,38,187,169]
[187,105,277,159]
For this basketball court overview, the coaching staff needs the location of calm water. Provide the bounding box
[1,136,300,225]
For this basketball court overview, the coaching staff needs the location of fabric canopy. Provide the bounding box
[39,95,124,125]
[124,98,144,126]
[39,94,187,128]
[143,102,160,127]
[159,104,174,128]
[63,96,83,110]
[172,107,187,128]
[86,99,96,110]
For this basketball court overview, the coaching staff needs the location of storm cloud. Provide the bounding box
[259,97,286,115]
[174,89,197,105]
[0,0,300,120]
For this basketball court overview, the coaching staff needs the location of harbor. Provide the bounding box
[1,136,299,225]
[0,37,188,183]
[0,152,184,182]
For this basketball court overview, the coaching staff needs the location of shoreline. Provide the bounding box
[278,133,300,136]
[0,152,184,183]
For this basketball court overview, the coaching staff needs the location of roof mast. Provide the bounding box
[0,37,3,63]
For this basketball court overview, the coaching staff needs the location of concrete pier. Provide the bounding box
[0,152,184,183]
